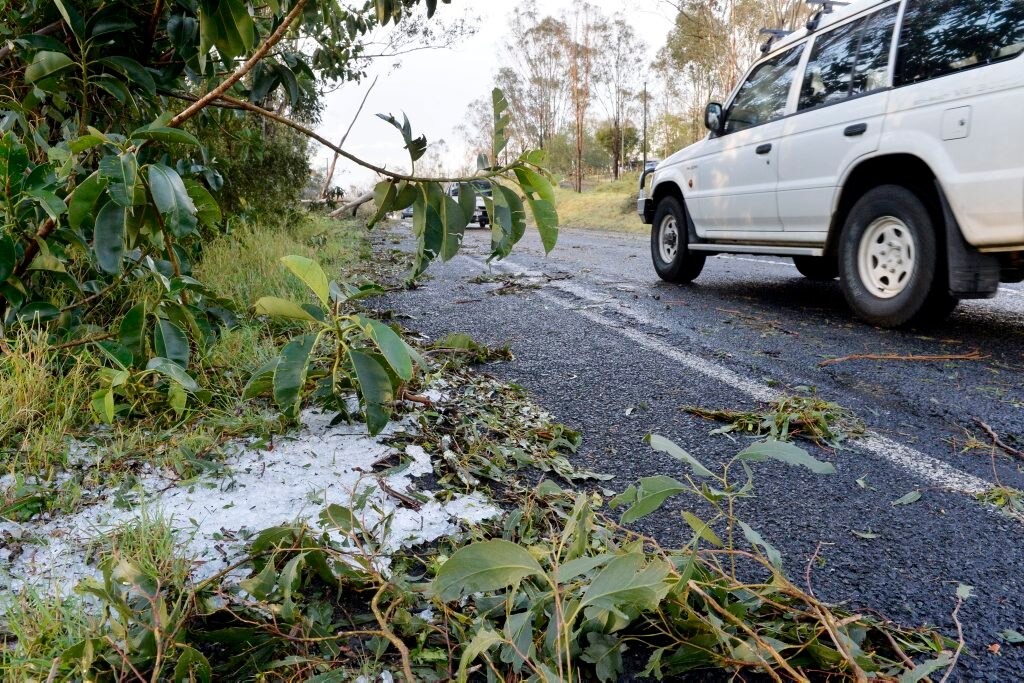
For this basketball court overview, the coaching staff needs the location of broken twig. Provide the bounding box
[973,418,1024,461]
[819,351,987,367]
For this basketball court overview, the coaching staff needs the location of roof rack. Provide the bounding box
[806,0,850,31]
[759,28,793,54]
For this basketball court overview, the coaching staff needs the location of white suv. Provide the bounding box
[638,0,1024,327]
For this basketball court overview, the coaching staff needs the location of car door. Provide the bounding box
[777,3,900,232]
[692,43,805,234]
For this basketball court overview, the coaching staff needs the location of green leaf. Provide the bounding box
[956,583,974,600]
[527,198,559,254]
[130,127,200,146]
[0,234,15,283]
[18,302,60,324]
[682,511,724,548]
[26,189,67,220]
[556,554,614,582]
[155,318,190,368]
[737,439,836,475]
[146,358,200,393]
[897,652,952,683]
[349,350,393,435]
[92,389,115,424]
[361,318,414,381]
[52,0,86,38]
[281,256,330,308]
[646,434,715,478]
[25,51,74,84]
[892,490,922,506]
[440,192,468,261]
[619,476,688,524]
[254,297,319,323]
[239,561,277,600]
[93,201,126,274]
[578,553,672,614]
[100,56,156,96]
[242,358,279,400]
[119,303,147,364]
[0,132,29,186]
[433,539,543,602]
[739,521,782,569]
[99,152,139,208]
[183,179,221,227]
[492,88,511,159]
[273,334,317,418]
[148,164,198,237]
[581,632,624,683]
[457,626,502,683]
[489,183,526,260]
[1001,629,1024,644]
[68,172,107,230]
[173,645,211,683]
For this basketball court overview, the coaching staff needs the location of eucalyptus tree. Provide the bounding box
[0,0,558,420]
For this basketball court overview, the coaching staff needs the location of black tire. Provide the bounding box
[651,197,706,283]
[838,184,958,328]
[793,255,838,281]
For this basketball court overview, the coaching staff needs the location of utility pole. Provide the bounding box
[642,80,648,169]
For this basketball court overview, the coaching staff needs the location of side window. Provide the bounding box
[852,4,899,95]
[724,44,805,134]
[799,19,865,111]
[897,0,1024,86]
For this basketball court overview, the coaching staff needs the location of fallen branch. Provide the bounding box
[973,418,1024,460]
[819,351,987,367]
[329,190,374,218]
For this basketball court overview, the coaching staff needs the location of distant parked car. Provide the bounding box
[448,180,491,229]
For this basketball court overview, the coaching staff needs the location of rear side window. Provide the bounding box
[799,4,899,112]
[897,0,1024,86]
[852,5,900,95]
[800,19,866,110]
[725,44,805,134]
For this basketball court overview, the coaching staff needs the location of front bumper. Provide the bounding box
[637,168,656,224]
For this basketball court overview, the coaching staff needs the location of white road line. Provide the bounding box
[462,255,990,494]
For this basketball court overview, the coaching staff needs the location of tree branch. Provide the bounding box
[168,0,310,129]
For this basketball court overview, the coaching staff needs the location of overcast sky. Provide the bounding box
[313,0,675,189]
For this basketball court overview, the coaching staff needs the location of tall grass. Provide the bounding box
[0,333,93,475]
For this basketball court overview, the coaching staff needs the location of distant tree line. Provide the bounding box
[458,0,812,191]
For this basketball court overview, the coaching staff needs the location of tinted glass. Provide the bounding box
[852,4,899,95]
[897,0,1024,86]
[725,44,805,134]
[800,19,865,111]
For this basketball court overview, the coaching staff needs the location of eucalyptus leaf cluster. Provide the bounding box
[245,256,420,434]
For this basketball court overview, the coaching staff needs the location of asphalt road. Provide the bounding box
[384,224,1024,681]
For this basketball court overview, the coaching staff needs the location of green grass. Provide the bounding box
[0,213,370,500]
[553,173,647,233]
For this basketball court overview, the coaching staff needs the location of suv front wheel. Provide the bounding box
[838,185,958,327]
[651,197,706,283]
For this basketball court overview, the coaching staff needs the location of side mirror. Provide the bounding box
[704,102,724,134]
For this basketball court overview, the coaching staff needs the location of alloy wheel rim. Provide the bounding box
[858,216,916,299]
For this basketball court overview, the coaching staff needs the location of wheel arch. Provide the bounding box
[828,154,944,257]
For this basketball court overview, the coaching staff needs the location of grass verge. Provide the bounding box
[553,174,647,233]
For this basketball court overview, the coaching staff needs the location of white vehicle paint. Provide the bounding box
[639,0,1024,326]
